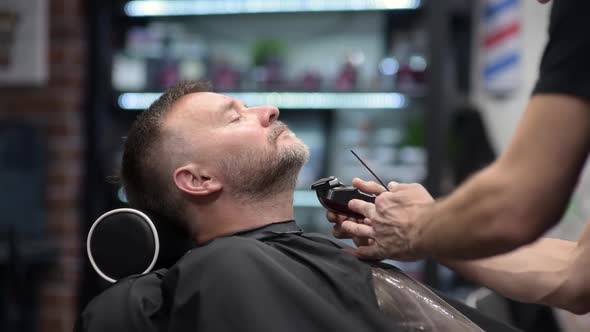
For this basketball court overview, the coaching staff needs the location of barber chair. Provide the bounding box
[86,208,193,283]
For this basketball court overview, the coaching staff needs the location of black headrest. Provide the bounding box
[87,208,195,283]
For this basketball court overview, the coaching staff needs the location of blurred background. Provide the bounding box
[1,0,589,331]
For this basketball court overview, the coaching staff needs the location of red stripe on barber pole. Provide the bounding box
[481,0,522,95]
[484,21,520,48]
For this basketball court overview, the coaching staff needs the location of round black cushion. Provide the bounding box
[87,208,196,283]
[88,210,157,282]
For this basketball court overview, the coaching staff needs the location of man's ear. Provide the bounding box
[173,164,223,196]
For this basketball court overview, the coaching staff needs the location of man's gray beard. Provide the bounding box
[220,137,310,202]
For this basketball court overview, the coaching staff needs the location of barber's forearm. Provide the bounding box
[441,220,590,314]
[443,238,575,309]
[413,167,540,260]
[413,95,590,260]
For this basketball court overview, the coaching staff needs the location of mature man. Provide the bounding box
[78,81,519,332]
[330,0,590,315]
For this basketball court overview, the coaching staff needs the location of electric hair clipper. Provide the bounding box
[311,176,376,218]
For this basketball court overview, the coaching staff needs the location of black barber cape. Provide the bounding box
[78,221,519,332]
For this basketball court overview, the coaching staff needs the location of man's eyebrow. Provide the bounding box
[218,98,234,114]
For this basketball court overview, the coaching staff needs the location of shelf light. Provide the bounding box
[125,0,421,17]
[118,92,408,110]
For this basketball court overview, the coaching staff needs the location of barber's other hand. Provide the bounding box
[327,179,388,247]
[327,211,371,247]
[341,179,434,261]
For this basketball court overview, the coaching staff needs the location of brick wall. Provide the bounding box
[0,0,87,331]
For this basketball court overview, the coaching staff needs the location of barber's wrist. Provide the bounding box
[408,202,435,260]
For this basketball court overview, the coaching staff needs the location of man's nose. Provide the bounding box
[254,105,280,127]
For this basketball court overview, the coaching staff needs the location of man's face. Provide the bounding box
[164,92,309,198]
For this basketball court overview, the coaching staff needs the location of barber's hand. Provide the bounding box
[341,179,434,261]
[327,179,389,247]
[327,211,372,247]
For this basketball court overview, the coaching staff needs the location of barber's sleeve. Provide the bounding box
[533,1,590,100]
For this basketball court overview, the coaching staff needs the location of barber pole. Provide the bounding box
[480,0,523,96]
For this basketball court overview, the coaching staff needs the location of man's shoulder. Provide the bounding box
[187,236,269,260]
[178,233,347,269]
[171,236,273,276]
[167,233,357,289]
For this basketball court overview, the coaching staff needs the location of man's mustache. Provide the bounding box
[269,122,288,141]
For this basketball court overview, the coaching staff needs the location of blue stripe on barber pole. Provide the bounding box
[484,0,518,20]
[484,52,520,79]
[481,0,522,95]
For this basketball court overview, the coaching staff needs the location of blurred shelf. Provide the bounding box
[125,0,422,17]
[118,91,411,110]
[294,190,322,208]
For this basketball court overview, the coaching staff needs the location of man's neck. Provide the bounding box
[191,190,295,244]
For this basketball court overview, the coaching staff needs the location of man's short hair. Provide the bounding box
[120,81,210,225]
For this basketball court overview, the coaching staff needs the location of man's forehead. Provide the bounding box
[162,92,233,138]
[174,91,232,114]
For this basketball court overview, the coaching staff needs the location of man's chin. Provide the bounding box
[281,140,310,166]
